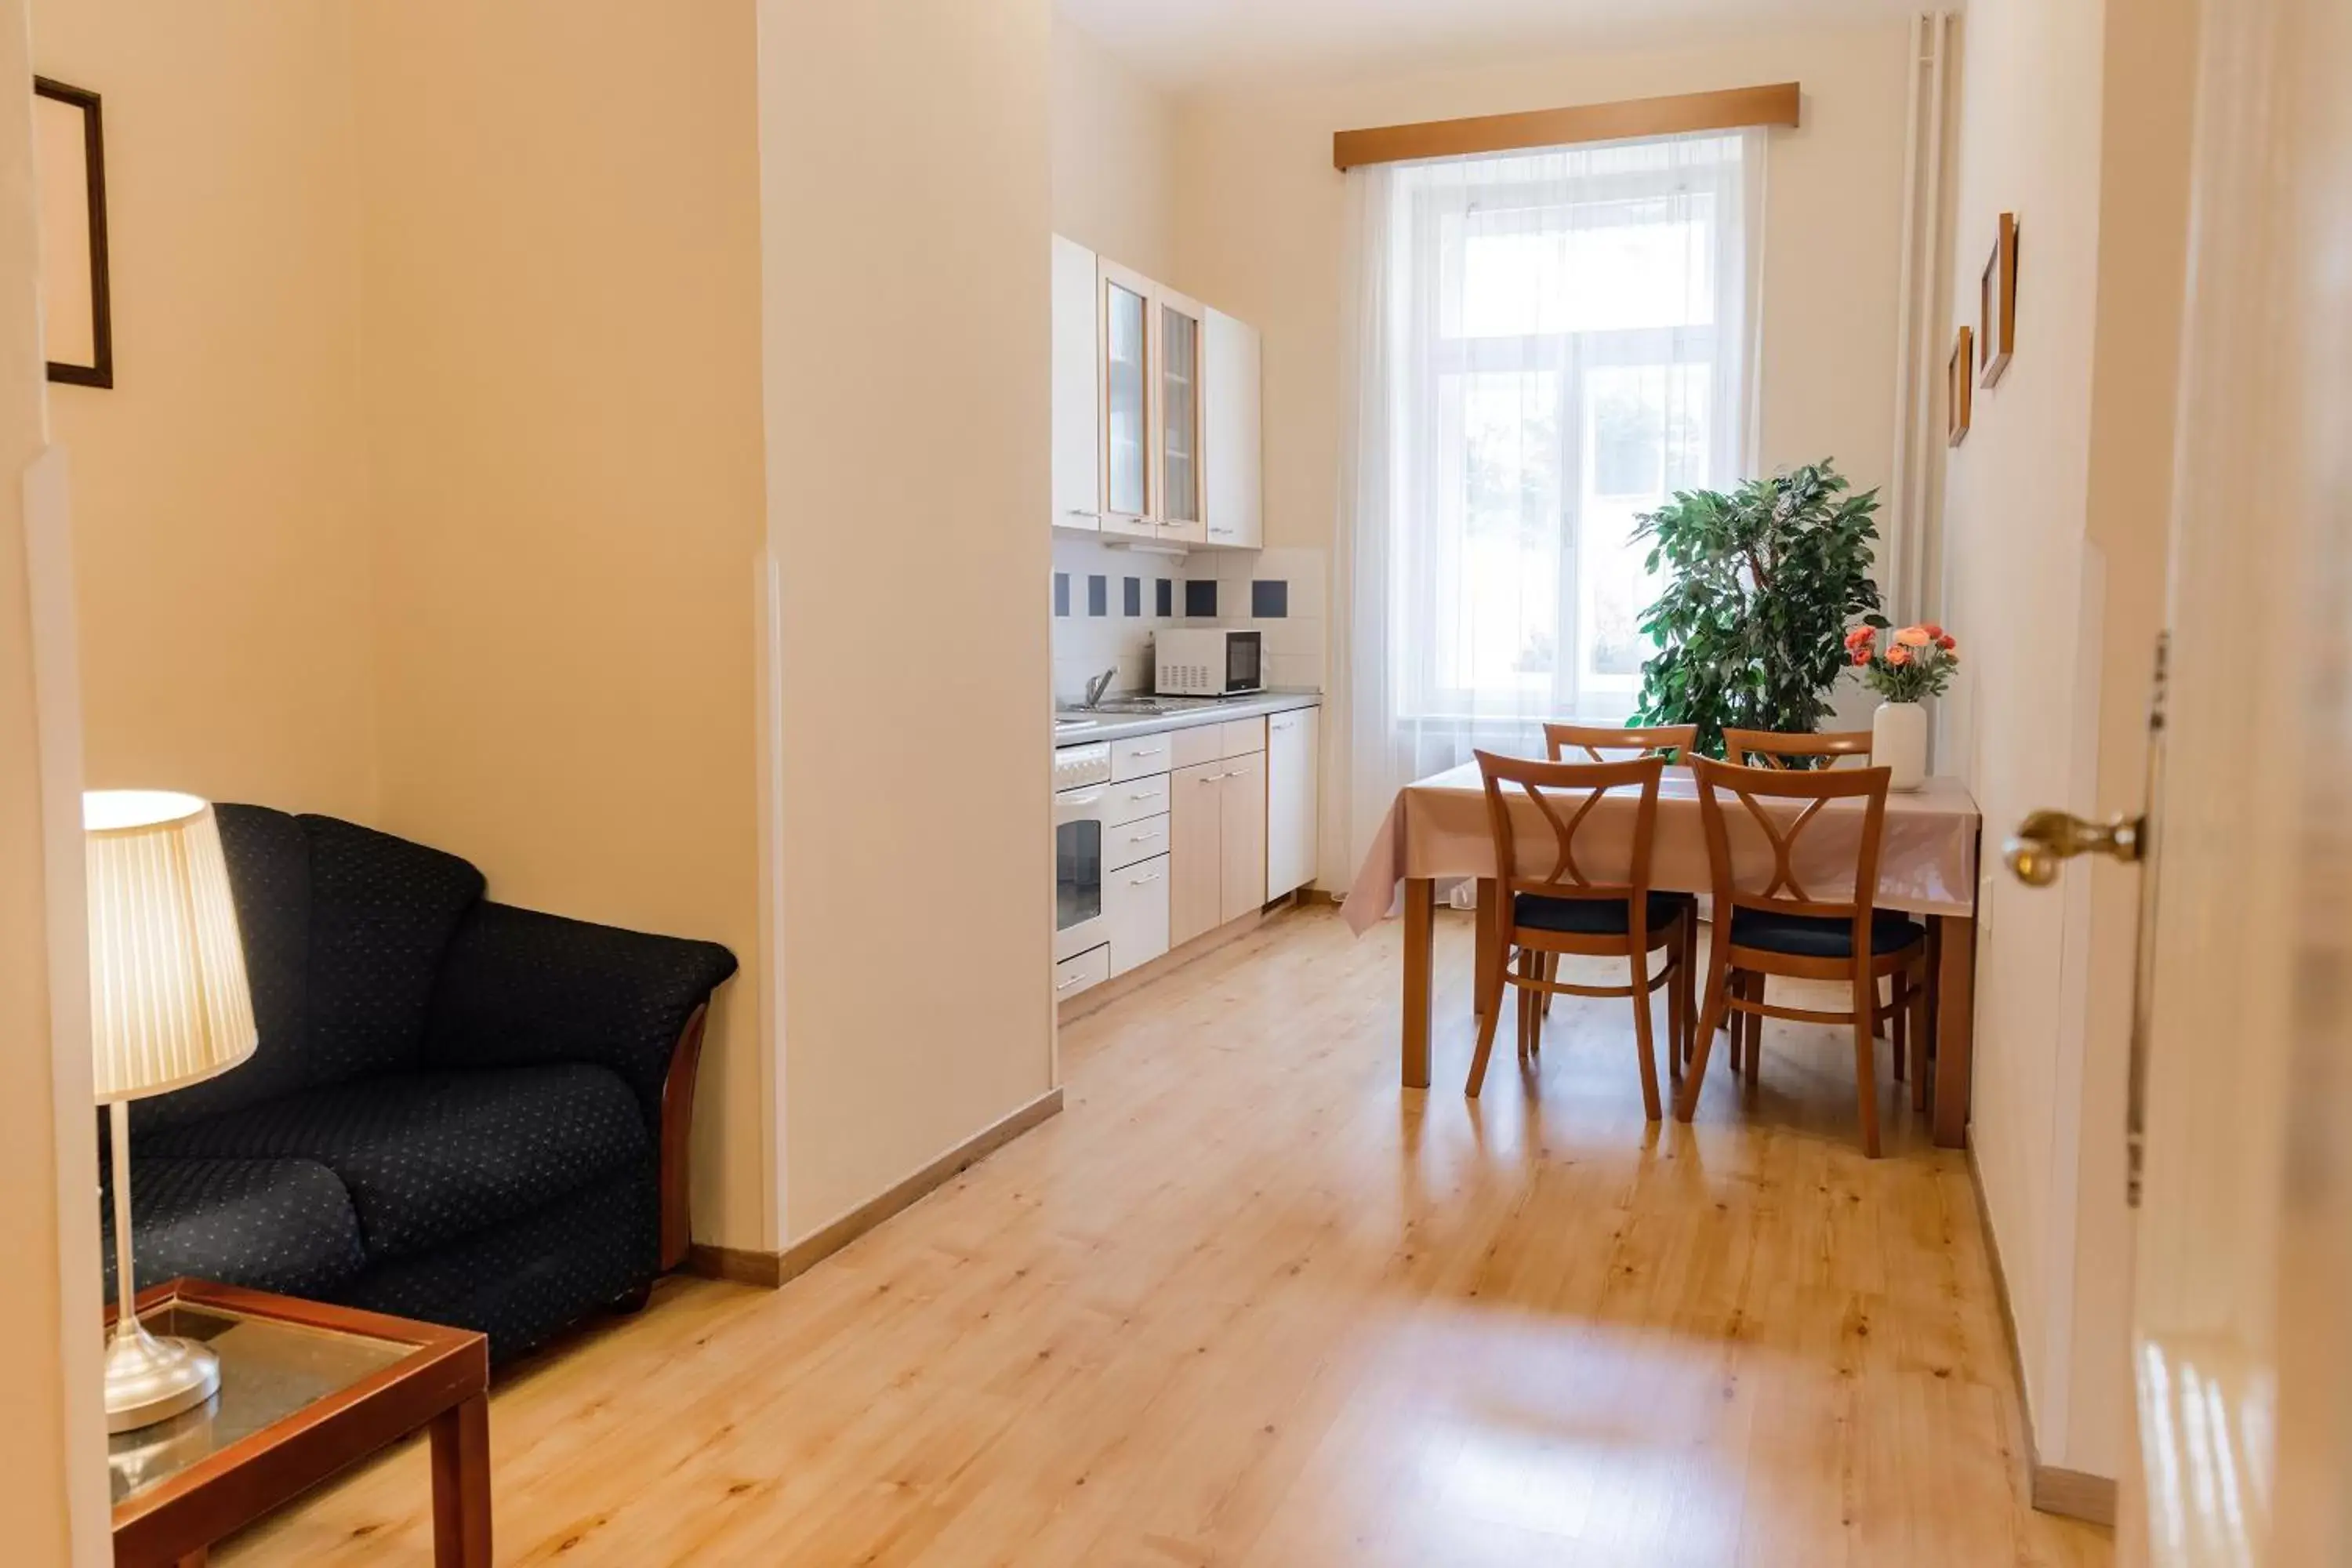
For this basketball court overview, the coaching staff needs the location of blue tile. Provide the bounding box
[1251,579,1289,618]
[1156,578,1174,617]
[1087,575,1108,617]
[1053,572,1069,617]
[1123,576,1142,617]
[1185,579,1218,618]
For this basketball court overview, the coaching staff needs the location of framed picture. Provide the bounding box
[1948,325,1974,446]
[34,75,111,389]
[1978,211,2018,389]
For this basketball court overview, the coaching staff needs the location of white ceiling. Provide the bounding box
[1058,0,1931,88]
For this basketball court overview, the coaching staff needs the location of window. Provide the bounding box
[1380,132,1760,723]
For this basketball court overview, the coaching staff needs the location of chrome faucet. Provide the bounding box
[1081,668,1119,710]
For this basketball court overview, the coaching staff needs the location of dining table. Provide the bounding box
[1342,760,1984,1147]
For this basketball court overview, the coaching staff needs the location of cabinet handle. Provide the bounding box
[1196,771,1229,783]
[1129,873,1163,886]
[1065,508,1099,518]
[1128,791,1157,800]
[1127,831,1159,842]
[1055,973,1089,991]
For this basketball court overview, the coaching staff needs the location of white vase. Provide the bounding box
[1871,700,1927,791]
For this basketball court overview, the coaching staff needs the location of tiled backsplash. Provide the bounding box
[1050,536,1327,706]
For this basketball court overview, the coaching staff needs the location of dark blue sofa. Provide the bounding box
[100,804,738,1363]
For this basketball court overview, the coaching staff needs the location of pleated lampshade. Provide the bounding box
[84,790,257,1103]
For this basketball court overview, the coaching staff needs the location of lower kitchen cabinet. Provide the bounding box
[1104,851,1171,976]
[1265,707,1318,899]
[1218,751,1266,924]
[1171,751,1267,947]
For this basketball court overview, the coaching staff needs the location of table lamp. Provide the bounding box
[85,790,257,1432]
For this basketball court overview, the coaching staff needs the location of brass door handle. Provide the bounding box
[2003,810,2146,886]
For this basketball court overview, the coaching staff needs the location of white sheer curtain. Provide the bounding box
[1334,129,1766,884]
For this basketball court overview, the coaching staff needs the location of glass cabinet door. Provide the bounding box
[1101,267,1152,529]
[1156,292,1205,539]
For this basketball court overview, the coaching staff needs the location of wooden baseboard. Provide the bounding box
[1967,1149,2121,1528]
[682,1087,1065,1292]
[1058,894,1308,1024]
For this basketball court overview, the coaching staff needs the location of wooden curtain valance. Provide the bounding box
[1332,82,1801,170]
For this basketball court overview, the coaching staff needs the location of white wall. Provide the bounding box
[757,0,1058,1238]
[1050,536,1327,704]
[1051,14,1178,281]
[1171,25,1916,558]
[1940,0,2195,1483]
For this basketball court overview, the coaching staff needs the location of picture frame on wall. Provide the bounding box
[34,75,112,389]
[1978,211,2019,389]
[1948,325,1973,447]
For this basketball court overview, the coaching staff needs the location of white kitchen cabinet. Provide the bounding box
[1104,852,1171,976]
[1051,235,1101,533]
[1098,258,1157,539]
[1203,308,1262,550]
[1265,707,1319,899]
[1054,945,1109,1001]
[1105,811,1171,873]
[1218,751,1267,924]
[1153,287,1207,546]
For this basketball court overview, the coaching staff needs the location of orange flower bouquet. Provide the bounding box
[1848,622,1959,703]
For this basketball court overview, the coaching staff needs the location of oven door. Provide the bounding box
[1224,630,1263,694]
[1054,783,1109,962]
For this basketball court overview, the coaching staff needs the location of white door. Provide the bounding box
[1051,235,1101,532]
[2010,1,2352,1560]
[1265,707,1318,898]
[1204,308,1263,550]
[1098,260,1156,539]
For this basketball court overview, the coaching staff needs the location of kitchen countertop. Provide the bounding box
[1052,690,1322,748]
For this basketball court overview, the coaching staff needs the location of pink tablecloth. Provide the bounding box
[1343,763,1981,933]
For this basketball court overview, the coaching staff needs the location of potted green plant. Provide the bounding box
[1629,463,1886,757]
[1846,621,1961,789]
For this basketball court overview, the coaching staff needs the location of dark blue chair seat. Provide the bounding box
[1515,890,1687,938]
[101,1156,366,1301]
[1730,906,1926,960]
[142,1064,648,1262]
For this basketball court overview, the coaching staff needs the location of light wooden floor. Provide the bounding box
[223,906,2111,1566]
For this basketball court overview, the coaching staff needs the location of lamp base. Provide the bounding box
[103,1313,220,1434]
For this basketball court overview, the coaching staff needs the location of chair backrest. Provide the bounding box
[1475,750,1665,926]
[1543,722,1697,763]
[1686,753,1893,938]
[1721,728,1874,770]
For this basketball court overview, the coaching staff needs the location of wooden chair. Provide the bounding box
[1674,755,1930,1157]
[1544,723,1697,763]
[1722,728,1874,769]
[1466,750,1696,1120]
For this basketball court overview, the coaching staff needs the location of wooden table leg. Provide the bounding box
[1402,877,1436,1089]
[1933,913,1976,1148]
[1473,877,1500,1019]
[430,1394,492,1567]
[177,1552,209,1568]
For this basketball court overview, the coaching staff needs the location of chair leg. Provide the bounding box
[1852,971,1882,1158]
[1910,953,1932,1112]
[1664,926,1686,1087]
[1541,952,1558,1018]
[1630,943,1663,1121]
[1745,974,1766,1077]
[1724,971,1744,1077]
[1676,934,1737,1122]
[1890,975,1907,1083]
[1466,938,1512,1097]
[1515,949,1537,1065]
[1527,952,1549,1057]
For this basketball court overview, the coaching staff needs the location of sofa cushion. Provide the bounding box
[102,1156,367,1301]
[143,1065,648,1261]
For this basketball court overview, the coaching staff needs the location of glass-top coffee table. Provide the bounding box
[108,1279,489,1568]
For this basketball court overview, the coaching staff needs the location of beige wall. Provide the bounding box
[1171,25,1915,557]
[1052,15,1178,281]
[757,0,1056,1238]
[34,1,375,821]
[1940,0,2194,1482]
[354,0,772,1249]
[3,0,106,1552]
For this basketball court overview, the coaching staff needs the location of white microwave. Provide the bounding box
[1155,628,1263,697]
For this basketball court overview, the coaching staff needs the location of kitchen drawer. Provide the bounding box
[1220,717,1266,758]
[1106,811,1171,872]
[1109,731,1174,782]
[1054,946,1109,1001]
[1105,771,1171,827]
[1104,853,1171,976]
[1171,724,1223,770]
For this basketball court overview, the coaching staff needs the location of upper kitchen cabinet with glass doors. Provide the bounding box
[1048,236,1261,551]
